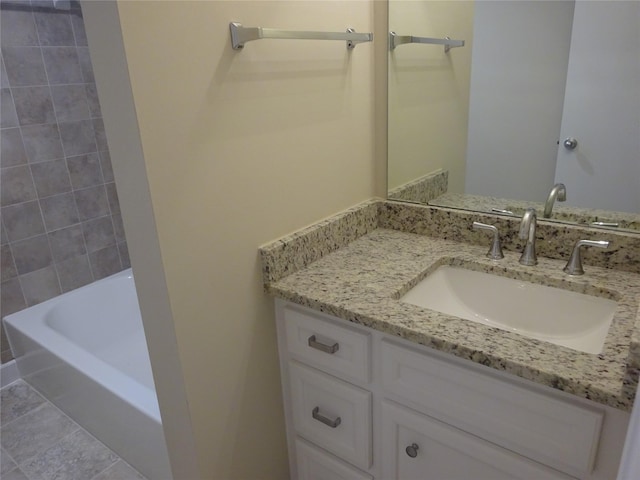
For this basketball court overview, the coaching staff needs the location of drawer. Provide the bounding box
[282,304,370,383]
[289,361,372,470]
[295,437,373,480]
[380,400,572,480]
[381,340,603,478]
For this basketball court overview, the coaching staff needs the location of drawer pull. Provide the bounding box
[312,406,342,428]
[405,443,419,458]
[308,335,339,354]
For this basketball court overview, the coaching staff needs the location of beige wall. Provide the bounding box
[83,1,379,478]
[387,0,473,192]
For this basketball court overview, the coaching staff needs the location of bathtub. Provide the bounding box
[2,269,171,480]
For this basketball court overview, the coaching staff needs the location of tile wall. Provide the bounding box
[0,0,129,363]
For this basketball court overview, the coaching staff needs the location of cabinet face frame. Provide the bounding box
[274,299,630,480]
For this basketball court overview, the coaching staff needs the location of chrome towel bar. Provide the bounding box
[230,22,373,50]
[389,31,465,53]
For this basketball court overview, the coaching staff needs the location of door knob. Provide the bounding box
[563,137,578,150]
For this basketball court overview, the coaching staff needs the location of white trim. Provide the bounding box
[617,395,640,479]
[1,360,20,388]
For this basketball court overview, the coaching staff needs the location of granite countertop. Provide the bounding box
[430,192,640,232]
[265,227,640,411]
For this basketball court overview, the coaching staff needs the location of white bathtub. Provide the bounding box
[2,269,172,480]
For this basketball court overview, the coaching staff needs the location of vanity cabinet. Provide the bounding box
[274,300,629,480]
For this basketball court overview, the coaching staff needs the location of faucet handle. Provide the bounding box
[473,222,504,260]
[563,239,610,275]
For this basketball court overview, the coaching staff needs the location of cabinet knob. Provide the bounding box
[405,443,419,458]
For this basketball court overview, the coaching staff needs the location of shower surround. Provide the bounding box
[0,0,129,363]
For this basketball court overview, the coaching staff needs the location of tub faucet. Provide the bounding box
[519,208,537,266]
[543,183,566,218]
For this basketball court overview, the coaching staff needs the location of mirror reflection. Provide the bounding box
[387,0,640,232]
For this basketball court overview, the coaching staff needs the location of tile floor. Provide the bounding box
[1,380,147,480]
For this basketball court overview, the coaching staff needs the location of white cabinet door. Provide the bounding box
[380,400,572,480]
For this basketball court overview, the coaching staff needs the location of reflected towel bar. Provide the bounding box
[230,22,373,50]
[389,31,465,53]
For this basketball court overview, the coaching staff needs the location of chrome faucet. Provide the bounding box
[519,208,537,266]
[543,183,566,218]
[563,239,610,275]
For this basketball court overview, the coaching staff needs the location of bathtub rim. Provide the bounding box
[2,268,162,423]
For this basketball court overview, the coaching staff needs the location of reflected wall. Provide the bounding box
[388,0,473,194]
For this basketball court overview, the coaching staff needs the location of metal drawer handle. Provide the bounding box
[308,335,339,354]
[406,443,419,458]
[312,406,341,428]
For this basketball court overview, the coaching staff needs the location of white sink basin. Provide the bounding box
[400,265,617,354]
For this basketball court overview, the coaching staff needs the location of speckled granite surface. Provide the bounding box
[260,199,379,284]
[388,170,448,204]
[260,200,640,410]
[430,192,640,233]
[381,201,640,275]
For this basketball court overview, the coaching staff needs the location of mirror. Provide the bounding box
[387,0,640,233]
